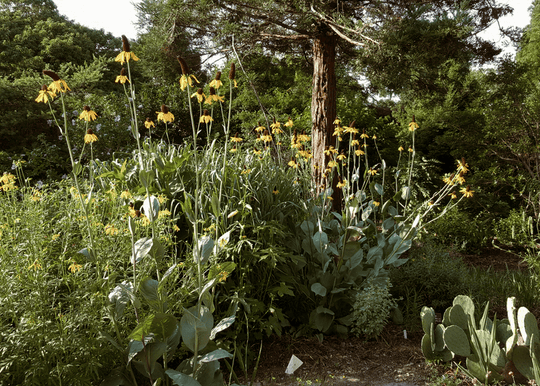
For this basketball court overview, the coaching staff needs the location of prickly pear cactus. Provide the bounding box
[453,295,475,326]
[443,325,470,357]
[518,307,539,346]
[421,295,540,385]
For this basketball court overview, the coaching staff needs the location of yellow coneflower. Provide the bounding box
[144,118,155,129]
[297,130,310,143]
[35,84,56,103]
[360,131,369,139]
[178,56,199,91]
[372,134,377,140]
[43,70,70,93]
[156,105,174,123]
[272,186,279,195]
[229,62,237,87]
[231,133,243,143]
[84,129,98,144]
[333,126,344,136]
[291,141,303,149]
[337,151,347,161]
[457,158,469,174]
[337,179,347,189]
[230,147,237,153]
[344,121,358,134]
[408,147,414,153]
[373,201,380,207]
[69,263,82,273]
[449,192,457,199]
[460,185,474,198]
[333,118,341,125]
[253,147,262,155]
[115,67,130,84]
[285,117,294,128]
[272,126,283,135]
[209,71,223,89]
[288,158,298,168]
[104,224,119,236]
[200,109,213,124]
[191,88,206,103]
[455,172,466,185]
[328,160,338,168]
[355,149,365,156]
[443,174,456,186]
[398,146,404,152]
[351,136,360,147]
[409,115,419,131]
[79,106,98,122]
[205,87,224,104]
[368,168,378,176]
[261,130,273,143]
[115,35,139,65]
[324,146,338,155]
[255,122,265,133]
[120,190,132,199]
[299,149,312,160]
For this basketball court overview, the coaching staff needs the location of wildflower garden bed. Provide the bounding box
[237,248,533,386]
[2,35,540,386]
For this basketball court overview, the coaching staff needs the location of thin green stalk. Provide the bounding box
[405,130,416,212]
[54,94,97,273]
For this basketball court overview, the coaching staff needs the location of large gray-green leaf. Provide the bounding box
[181,305,213,352]
[300,220,315,236]
[310,308,334,332]
[140,278,161,311]
[210,316,235,340]
[312,231,328,254]
[200,348,233,363]
[166,368,202,386]
[195,236,214,265]
[109,281,140,316]
[129,313,178,342]
[311,283,327,297]
[132,237,153,264]
[142,195,160,222]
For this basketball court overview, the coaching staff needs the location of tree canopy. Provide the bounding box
[0,0,119,78]
[150,0,511,208]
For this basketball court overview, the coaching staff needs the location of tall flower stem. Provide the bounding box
[125,60,144,170]
[54,93,97,273]
[405,130,416,212]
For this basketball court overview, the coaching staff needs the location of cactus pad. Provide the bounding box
[444,325,471,357]
[518,307,539,346]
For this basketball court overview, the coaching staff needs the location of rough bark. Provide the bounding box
[311,31,341,210]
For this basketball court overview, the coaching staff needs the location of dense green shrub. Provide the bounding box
[389,240,470,327]
[492,208,534,248]
[351,278,399,338]
[424,206,490,252]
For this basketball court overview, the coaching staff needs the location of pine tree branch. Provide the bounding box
[309,4,380,46]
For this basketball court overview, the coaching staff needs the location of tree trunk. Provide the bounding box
[311,30,341,211]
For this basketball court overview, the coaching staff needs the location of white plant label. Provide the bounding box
[285,354,303,374]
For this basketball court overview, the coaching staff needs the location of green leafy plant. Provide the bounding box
[420,295,540,385]
[351,277,399,338]
[390,241,470,313]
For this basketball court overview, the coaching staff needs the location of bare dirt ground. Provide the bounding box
[240,247,529,386]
